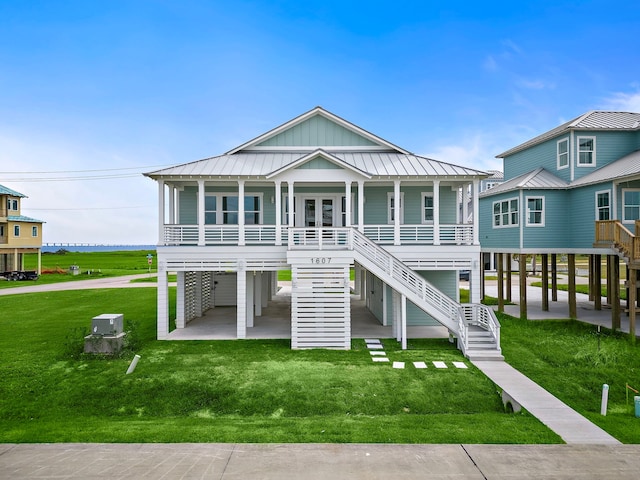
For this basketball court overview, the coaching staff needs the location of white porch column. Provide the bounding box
[238,180,245,246]
[472,179,480,245]
[382,283,388,326]
[275,180,282,245]
[433,180,440,246]
[246,272,254,328]
[37,249,41,275]
[354,264,361,300]
[236,261,247,338]
[288,181,295,227]
[197,179,205,246]
[471,258,481,304]
[168,185,175,224]
[394,180,401,246]
[401,293,407,350]
[345,181,352,226]
[176,271,185,329]
[357,181,364,232]
[255,272,263,317]
[462,183,469,224]
[158,180,165,245]
[157,260,170,339]
[195,272,203,317]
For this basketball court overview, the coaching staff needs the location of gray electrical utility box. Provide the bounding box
[91,313,124,336]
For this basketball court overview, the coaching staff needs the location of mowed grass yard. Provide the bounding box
[0,288,559,444]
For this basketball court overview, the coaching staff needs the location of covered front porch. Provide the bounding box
[166,282,449,341]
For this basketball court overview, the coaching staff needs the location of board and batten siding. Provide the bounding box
[256,115,378,147]
[382,270,455,327]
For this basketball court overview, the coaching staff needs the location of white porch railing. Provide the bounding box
[162,223,475,246]
[457,304,501,357]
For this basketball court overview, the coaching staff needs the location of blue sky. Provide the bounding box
[1,0,639,244]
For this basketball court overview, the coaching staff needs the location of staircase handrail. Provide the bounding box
[595,220,639,260]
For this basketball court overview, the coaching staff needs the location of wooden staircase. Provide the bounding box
[595,220,640,266]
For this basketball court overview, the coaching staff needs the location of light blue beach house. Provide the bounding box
[479,111,640,334]
[146,107,500,358]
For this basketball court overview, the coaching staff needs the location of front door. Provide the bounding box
[304,198,335,227]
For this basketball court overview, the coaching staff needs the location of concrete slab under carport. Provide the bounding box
[166,284,449,341]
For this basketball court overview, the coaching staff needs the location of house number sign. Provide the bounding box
[311,257,332,264]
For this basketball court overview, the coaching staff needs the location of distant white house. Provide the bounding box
[145,107,501,358]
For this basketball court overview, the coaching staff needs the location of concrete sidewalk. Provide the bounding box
[2,443,640,479]
[0,273,161,296]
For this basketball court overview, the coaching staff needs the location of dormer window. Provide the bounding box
[577,136,596,166]
[557,138,569,169]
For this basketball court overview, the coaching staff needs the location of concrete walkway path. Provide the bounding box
[473,361,621,445]
[2,443,640,479]
[0,273,160,296]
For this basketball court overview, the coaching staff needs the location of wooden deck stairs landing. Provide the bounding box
[595,220,640,267]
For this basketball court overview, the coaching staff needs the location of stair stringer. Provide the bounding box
[351,249,459,334]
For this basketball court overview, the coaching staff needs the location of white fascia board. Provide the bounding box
[265,149,372,180]
[226,106,411,155]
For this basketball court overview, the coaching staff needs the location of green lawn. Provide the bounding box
[0,288,558,444]
[530,281,627,301]
[1,250,157,289]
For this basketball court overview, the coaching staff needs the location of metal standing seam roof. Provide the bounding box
[7,215,45,223]
[571,149,640,187]
[145,151,487,179]
[498,111,640,158]
[0,184,26,197]
[478,167,568,197]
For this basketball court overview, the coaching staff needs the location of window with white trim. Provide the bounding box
[14,225,20,237]
[32,226,38,237]
[526,196,544,226]
[492,197,519,227]
[623,189,640,222]
[596,190,611,221]
[204,193,262,225]
[421,193,434,223]
[557,138,569,169]
[387,192,404,224]
[577,136,596,166]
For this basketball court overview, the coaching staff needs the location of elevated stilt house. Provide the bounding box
[479,111,640,340]
[145,107,501,358]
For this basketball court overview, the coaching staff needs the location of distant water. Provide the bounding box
[42,244,156,253]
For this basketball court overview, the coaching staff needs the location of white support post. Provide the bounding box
[237,262,247,338]
[238,180,245,246]
[462,182,469,224]
[255,272,263,317]
[176,271,185,329]
[357,181,364,232]
[37,249,42,275]
[354,265,361,300]
[433,179,440,246]
[401,293,407,350]
[246,272,254,328]
[275,180,282,245]
[394,180,401,246]
[471,259,481,304]
[382,282,388,326]
[197,179,205,246]
[194,272,203,317]
[473,179,480,245]
[168,185,175,224]
[345,181,352,227]
[288,181,295,227]
[157,260,169,339]
[158,180,165,245]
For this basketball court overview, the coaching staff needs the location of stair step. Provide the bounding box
[465,351,504,361]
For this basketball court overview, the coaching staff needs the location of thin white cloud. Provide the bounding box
[516,78,556,90]
[501,39,522,55]
[602,89,640,111]
[422,134,503,173]
[483,55,498,72]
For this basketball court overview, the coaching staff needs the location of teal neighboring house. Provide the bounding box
[145,107,501,358]
[479,111,640,329]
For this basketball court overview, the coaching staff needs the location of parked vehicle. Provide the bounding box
[0,271,39,281]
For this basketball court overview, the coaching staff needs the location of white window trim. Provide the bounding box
[622,188,640,223]
[595,189,611,221]
[525,196,545,227]
[420,192,434,224]
[205,192,264,225]
[492,196,519,228]
[576,136,596,167]
[14,225,20,237]
[557,138,569,170]
[387,192,404,224]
